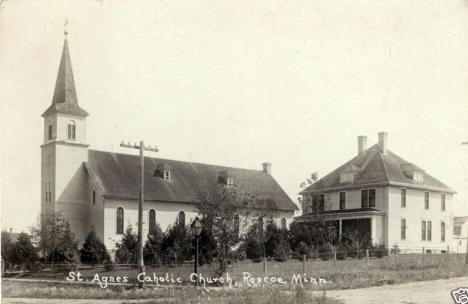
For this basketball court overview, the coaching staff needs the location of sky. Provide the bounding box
[1,0,467,232]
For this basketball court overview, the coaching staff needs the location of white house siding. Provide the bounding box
[308,187,386,212]
[387,186,453,251]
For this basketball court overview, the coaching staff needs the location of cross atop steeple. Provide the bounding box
[42,27,88,118]
[64,19,69,37]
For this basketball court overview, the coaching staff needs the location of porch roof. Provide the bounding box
[294,208,384,222]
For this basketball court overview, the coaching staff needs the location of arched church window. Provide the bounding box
[281,218,287,230]
[67,120,76,141]
[178,211,185,226]
[149,209,156,236]
[116,207,124,234]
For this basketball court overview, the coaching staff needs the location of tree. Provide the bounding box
[160,221,193,265]
[35,211,79,264]
[264,221,290,261]
[80,230,111,264]
[143,223,164,265]
[243,222,263,262]
[115,226,138,264]
[1,231,14,268]
[196,228,217,266]
[10,233,39,268]
[196,185,255,273]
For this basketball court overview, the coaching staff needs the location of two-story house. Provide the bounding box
[295,132,455,251]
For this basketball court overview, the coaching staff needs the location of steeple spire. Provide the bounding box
[42,27,88,117]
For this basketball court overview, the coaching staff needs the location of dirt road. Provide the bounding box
[323,276,468,304]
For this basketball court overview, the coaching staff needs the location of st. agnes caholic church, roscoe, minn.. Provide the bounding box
[40,34,298,257]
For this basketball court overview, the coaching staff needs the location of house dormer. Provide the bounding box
[153,163,172,181]
[400,163,424,183]
[218,170,234,186]
[339,164,360,183]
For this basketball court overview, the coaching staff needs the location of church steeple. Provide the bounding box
[42,32,88,118]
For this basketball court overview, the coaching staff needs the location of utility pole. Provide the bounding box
[120,140,159,288]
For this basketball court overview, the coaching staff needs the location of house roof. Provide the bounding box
[300,144,455,194]
[42,38,88,117]
[85,150,297,211]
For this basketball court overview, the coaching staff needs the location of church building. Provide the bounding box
[40,35,297,255]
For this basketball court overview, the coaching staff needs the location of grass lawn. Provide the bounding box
[1,280,340,304]
[3,254,468,292]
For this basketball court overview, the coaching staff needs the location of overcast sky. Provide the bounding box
[1,0,467,232]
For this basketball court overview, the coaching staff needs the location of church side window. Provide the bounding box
[117,207,124,234]
[281,218,287,230]
[67,120,76,141]
[178,211,185,226]
[48,125,53,140]
[149,209,156,236]
[92,191,96,205]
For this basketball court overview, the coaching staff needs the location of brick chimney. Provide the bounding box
[262,162,271,174]
[357,135,367,155]
[378,132,388,154]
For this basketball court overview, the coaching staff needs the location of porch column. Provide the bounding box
[371,216,376,245]
[339,219,343,240]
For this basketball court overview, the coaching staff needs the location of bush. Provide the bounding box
[104,261,114,271]
[318,248,333,261]
[244,223,263,261]
[10,233,39,267]
[115,226,138,264]
[80,230,111,264]
[336,249,347,260]
[371,245,388,258]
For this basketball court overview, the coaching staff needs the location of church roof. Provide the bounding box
[42,38,88,117]
[85,150,298,211]
[300,144,455,194]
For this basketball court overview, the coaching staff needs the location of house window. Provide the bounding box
[149,209,156,236]
[422,220,432,241]
[421,221,426,241]
[116,207,124,234]
[401,189,406,207]
[281,218,287,230]
[48,125,53,140]
[454,226,462,235]
[424,192,429,209]
[441,222,446,242]
[163,170,171,181]
[427,221,432,241]
[67,121,76,141]
[441,194,446,211]
[361,189,376,208]
[178,211,185,226]
[312,195,318,212]
[319,194,325,211]
[303,196,312,214]
[92,190,96,205]
[401,219,406,240]
[339,192,346,210]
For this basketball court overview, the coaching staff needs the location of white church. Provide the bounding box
[40,35,297,255]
